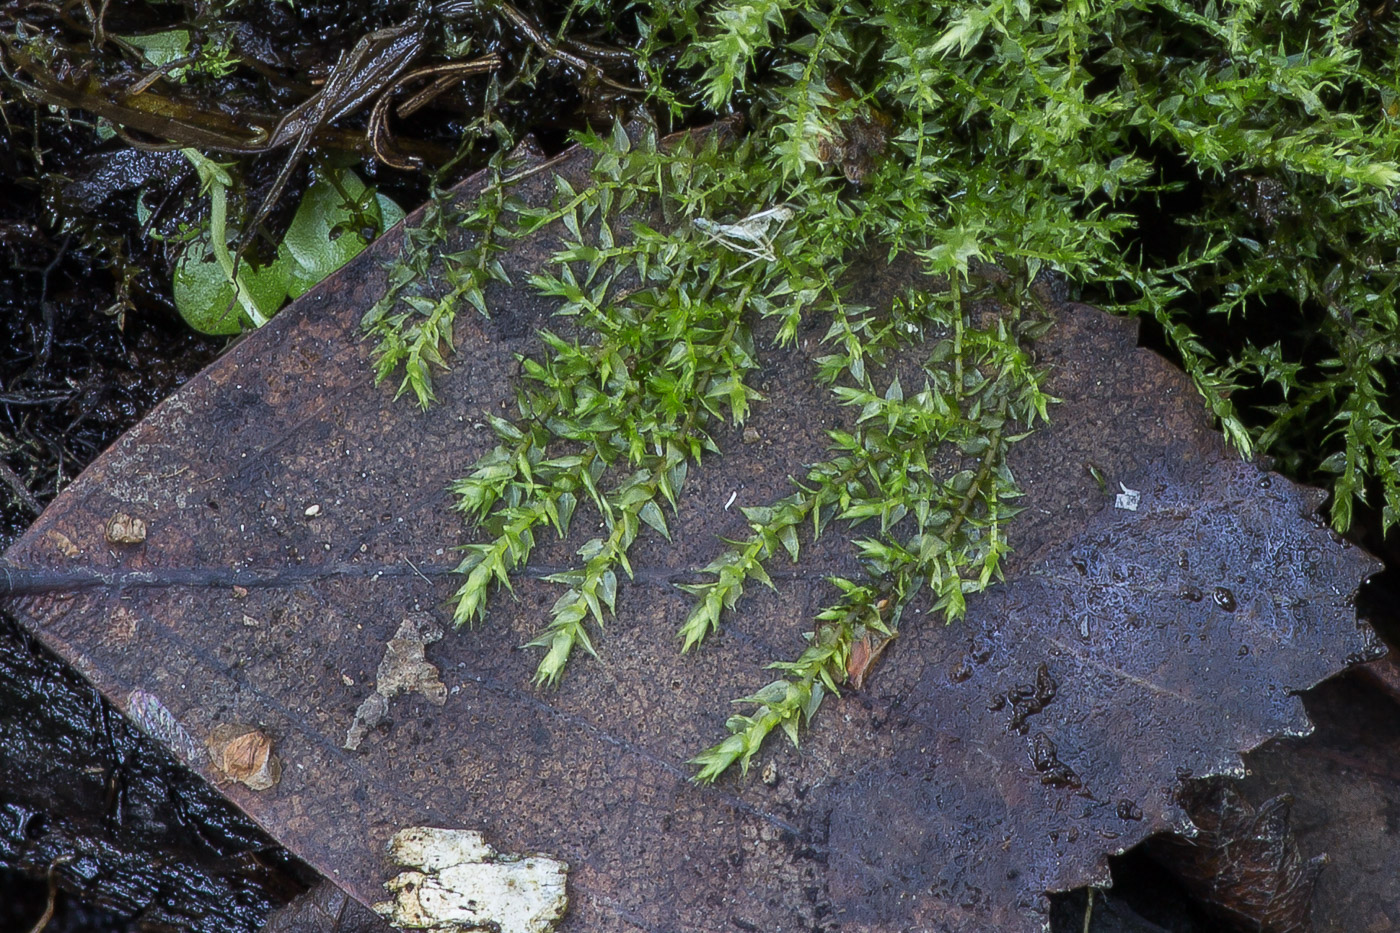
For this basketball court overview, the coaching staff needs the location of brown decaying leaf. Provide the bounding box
[0,133,1381,932]
[1149,779,1323,933]
[259,880,393,933]
[1229,662,1400,932]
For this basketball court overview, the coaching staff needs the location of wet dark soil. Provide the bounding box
[0,873,139,933]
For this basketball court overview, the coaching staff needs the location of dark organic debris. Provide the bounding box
[0,135,1380,932]
[1233,662,1400,932]
[0,613,302,931]
[1149,779,1323,933]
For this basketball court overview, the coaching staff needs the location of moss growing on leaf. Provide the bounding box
[367,0,1400,779]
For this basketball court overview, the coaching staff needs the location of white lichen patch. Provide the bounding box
[374,827,568,933]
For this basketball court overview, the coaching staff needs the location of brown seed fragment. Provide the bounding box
[105,513,147,544]
[45,529,80,557]
[207,723,281,791]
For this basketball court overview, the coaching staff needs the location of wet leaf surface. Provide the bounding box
[0,138,1382,932]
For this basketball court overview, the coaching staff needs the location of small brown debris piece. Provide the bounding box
[105,513,148,544]
[44,528,80,557]
[109,606,138,642]
[845,628,896,690]
[208,723,282,791]
[344,613,447,751]
[813,76,893,184]
[232,585,249,599]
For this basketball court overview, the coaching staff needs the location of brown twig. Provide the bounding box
[369,56,499,170]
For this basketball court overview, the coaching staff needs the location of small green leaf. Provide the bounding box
[283,171,402,298]
[173,236,287,335]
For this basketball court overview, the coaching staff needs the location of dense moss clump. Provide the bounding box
[368,0,1400,778]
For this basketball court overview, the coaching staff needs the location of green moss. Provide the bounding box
[367,0,1400,779]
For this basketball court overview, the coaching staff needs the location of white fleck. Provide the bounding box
[304,504,321,517]
[375,828,568,933]
[724,491,737,510]
[693,205,795,266]
[1114,483,1141,512]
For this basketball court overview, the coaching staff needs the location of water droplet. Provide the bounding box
[949,659,973,683]
[1257,475,1271,489]
[988,694,1006,711]
[1178,584,1203,602]
[1237,644,1250,658]
[1116,800,1142,821]
[1213,587,1237,612]
[1177,550,1190,570]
